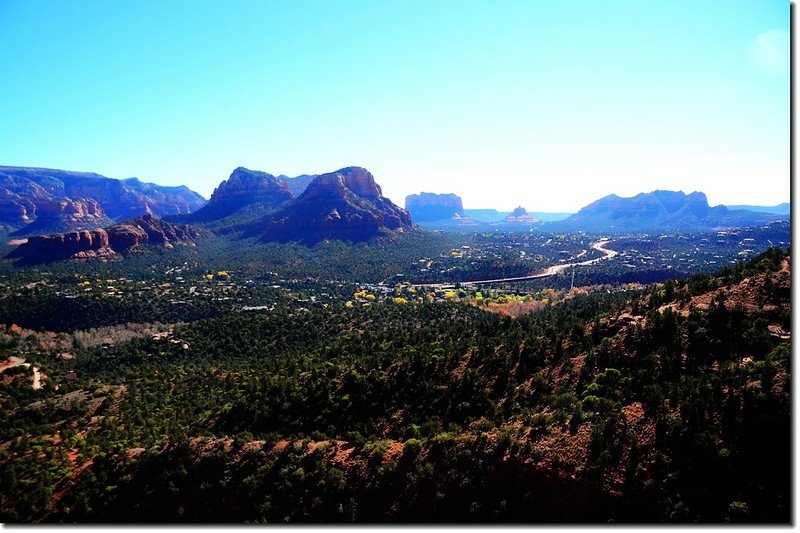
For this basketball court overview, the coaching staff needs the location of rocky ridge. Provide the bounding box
[185,167,293,222]
[0,166,206,233]
[9,214,202,263]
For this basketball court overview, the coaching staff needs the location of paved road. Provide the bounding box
[412,239,618,289]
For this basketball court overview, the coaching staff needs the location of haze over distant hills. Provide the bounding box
[405,193,566,230]
[726,203,790,216]
[463,209,573,223]
[405,193,464,222]
[547,190,785,232]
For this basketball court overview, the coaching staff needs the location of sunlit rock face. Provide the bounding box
[252,166,413,243]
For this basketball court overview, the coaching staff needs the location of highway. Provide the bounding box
[411,239,618,289]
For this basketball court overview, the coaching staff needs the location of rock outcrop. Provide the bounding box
[107,213,201,249]
[503,207,539,224]
[405,192,464,222]
[10,229,116,262]
[252,166,413,243]
[186,167,293,222]
[9,214,202,263]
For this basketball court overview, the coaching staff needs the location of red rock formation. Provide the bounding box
[0,166,207,229]
[11,229,116,262]
[9,214,203,263]
[188,167,293,222]
[108,214,200,250]
[35,198,106,221]
[254,167,413,243]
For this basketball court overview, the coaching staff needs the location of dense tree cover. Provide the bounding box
[0,247,790,523]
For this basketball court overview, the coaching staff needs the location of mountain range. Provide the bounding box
[547,190,784,232]
[0,166,206,236]
[405,189,787,233]
[0,164,790,263]
[726,203,790,216]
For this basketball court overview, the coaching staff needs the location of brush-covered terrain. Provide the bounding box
[0,246,789,523]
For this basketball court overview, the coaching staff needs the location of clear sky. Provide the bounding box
[0,0,789,212]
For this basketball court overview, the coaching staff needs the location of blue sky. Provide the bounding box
[0,0,789,211]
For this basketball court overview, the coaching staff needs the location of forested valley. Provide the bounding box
[0,243,790,523]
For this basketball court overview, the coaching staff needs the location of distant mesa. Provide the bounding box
[8,214,203,263]
[185,167,293,222]
[548,190,787,232]
[405,192,464,222]
[461,208,572,224]
[251,166,413,243]
[0,166,206,235]
[503,207,539,224]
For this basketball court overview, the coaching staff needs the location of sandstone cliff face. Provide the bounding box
[10,229,117,262]
[405,192,464,222]
[35,198,106,220]
[9,214,202,263]
[0,172,112,232]
[0,194,35,224]
[0,167,207,233]
[252,166,413,243]
[4,196,112,236]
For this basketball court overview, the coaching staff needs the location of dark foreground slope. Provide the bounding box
[0,247,789,523]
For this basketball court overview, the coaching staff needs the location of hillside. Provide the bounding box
[249,166,413,243]
[182,167,293,224]
[0,247,789,523]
